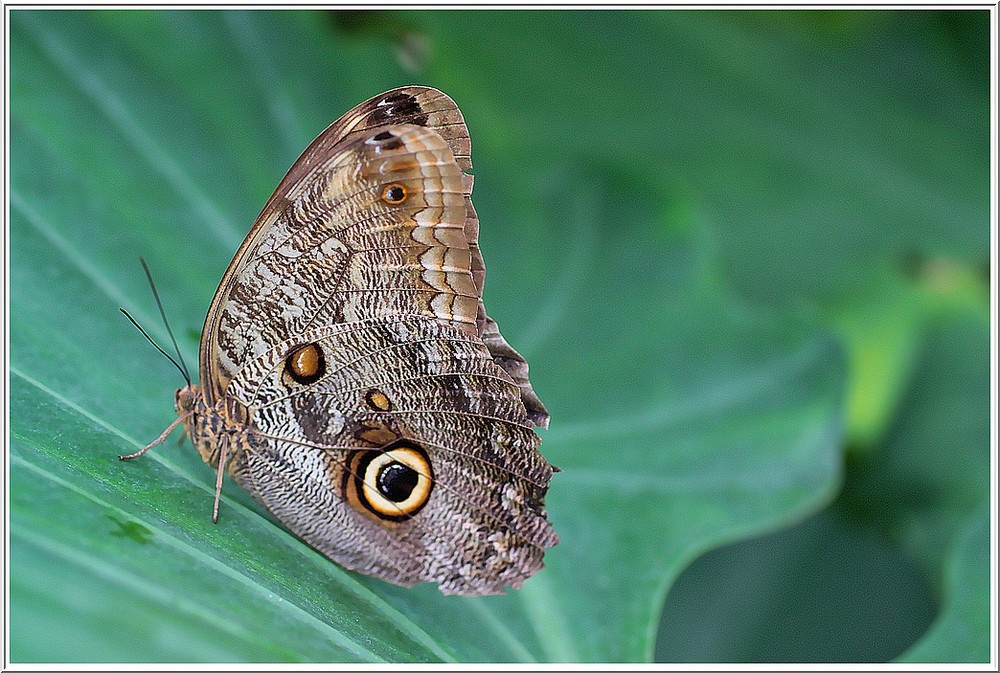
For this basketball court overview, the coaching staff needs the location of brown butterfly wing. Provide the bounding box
[199,86,547,427]
[195,89,556,593]
[225,316,556,595]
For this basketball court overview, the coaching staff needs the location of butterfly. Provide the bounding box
[124,87,557,596]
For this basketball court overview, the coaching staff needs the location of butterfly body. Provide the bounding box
[156,87,556,596]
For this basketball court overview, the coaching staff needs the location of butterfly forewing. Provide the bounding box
[205,124,480,399]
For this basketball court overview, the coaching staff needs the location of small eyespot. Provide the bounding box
[346,443,433,520]
[365,389,392,411]
[381,183,408,205]
[285,343,325,385]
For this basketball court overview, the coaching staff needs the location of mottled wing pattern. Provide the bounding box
[204,123,478,396]
[193,87,556,594]
[225,316,556,594]
[200,87,547,427]
[259,87,474,217]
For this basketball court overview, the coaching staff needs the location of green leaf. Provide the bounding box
[11,9,988,664]
[841,316,990,581]
[897,507,991,663]
[9,9,846,663]
[848,315,991,664]
[654,312,991,663]
[655,510,937,662]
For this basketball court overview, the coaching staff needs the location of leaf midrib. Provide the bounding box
[9,366,458,663]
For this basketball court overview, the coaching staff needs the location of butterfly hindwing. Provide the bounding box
[225,315,556,595]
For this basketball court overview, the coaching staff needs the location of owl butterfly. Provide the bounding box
[125,87,557,596]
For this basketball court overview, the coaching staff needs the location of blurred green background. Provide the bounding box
[8,9,991,664]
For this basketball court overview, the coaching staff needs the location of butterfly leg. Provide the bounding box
[212,436,229,524]
[119,415,186,460]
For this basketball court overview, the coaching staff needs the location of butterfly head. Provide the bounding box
[174,385,201,416]
[173,384,219,468]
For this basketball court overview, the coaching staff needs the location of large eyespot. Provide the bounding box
[346,443,433,520]
[380,183,408,205]
[285,343,325,385]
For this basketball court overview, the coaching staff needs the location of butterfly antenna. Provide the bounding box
[137,256,192,385]
[119,307,190,385]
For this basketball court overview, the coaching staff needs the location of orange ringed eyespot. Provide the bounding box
[381,183,408,205]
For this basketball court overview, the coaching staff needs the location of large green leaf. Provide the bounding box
[8,9,987,663]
